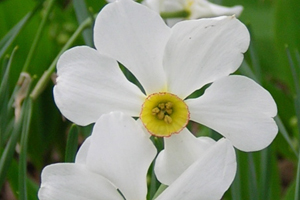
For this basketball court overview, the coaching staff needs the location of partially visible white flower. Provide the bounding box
[144,0,243,26]
[38,112,157,200]
[154,130,236,200]
[38,112,236,200]
[54,0,277,152]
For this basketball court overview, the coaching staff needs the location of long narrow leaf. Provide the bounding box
[7,159,39,200]
[64,124,79,163]
[230,150,242,200]
[286,48,300,200]
[30,15,93,100]
[0,47,18,146]
[275,116,298,157]
[260,147,272,200]
[0,13,31,60]
[22,0,56,72]
[18,97,32,200]
[0,96,27,189]
[247,153,259,200]
[73,0,94,47]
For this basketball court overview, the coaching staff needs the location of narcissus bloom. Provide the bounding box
[54,0,278,151]
[39,112,157,200]
[38,112,236,200]
[144,0,243,26]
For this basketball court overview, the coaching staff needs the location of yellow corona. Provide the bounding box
[140,92,190,137]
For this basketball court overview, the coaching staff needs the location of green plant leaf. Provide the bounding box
[73,0,94,47]
[64,124,79,163]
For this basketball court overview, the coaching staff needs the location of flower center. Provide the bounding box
[140,92,190,137]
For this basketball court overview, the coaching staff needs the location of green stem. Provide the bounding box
[247,153,259,200]
[285,48,300,200]
[30,16,93,100]
[295,148,300,200]
[230,150,241,200]
[260,147,272,200]
[160,10,190,19]
[22,0,56,72]
[65,124,79,163]
[274,116,298,157]
[0,96,30,189]
[18,97,32,200]
[151,184,168,199]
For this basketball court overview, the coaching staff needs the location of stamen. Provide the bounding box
[157,110,165,120]
[140,92,190,137]
[165,102,173,109]
[164,115,172,124]
[166,108,172,115]
[152,107,160,115]
[158,103,165,110]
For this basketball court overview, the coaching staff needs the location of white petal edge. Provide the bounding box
[94,0,171,94]
[38,163,123,200]
[154,128,216,185]
[75,137,91,164]
[205,3,243,18]
[155,138,236,200]
[190,1,243,19]
[164,16,250,99]
[54,46,145,126]
[186,75,278,151]
[86,112,157,200]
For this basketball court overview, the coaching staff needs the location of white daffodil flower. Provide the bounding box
[144,0,243,26]
[154,129,237,200]
[38,112,157,200]
[54,0,277,152]
[38,112,237,200]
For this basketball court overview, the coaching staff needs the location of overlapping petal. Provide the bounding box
[154,128,215,185]
[86,112,157,200]
[94,0,171,94]
[38,164,123,200]
[163,16,250,99]
[155,139,236,200]
[74,137,91,164]
[203,1,243,18]
[39,112,156,200]
[186,75,278,151]
[54,46,145,126]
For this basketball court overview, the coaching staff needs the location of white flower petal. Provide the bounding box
[155,139,236,200]
[204,2,243,18]
[94,0,171,94]
[188,0,243,19]
[54,46,145,126]
[164,16,250,98]
[144,0,182,12]
[38,163,123,200]
[186,75,278,151]
[75,137,91,164]
[155,128,215,185]
[86,112,157,200]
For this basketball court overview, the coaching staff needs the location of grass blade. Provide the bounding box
[247,153,259,200]
[30,15,93,100]
[260,147,272,200]
[230,150,242,200]
[275,116,298,157]
[73,0,94,47]
[65,124,79,163]
[0,7,36,60]
[18,97,32,200]
[285,47,300,200]
[0,47,18,146]
[22,0,56,72]
[0,95,28,189]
